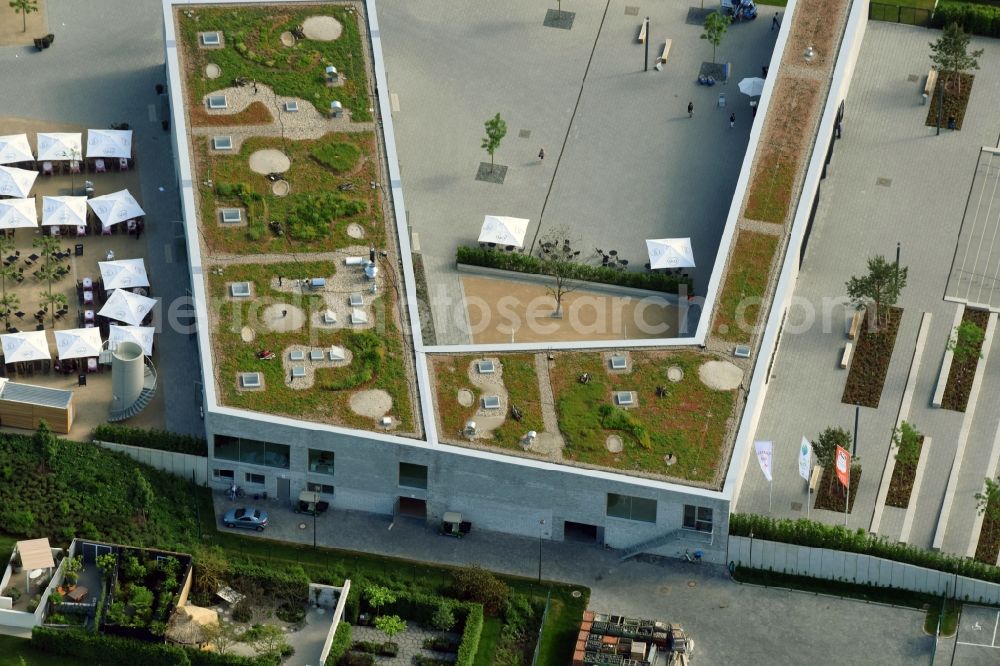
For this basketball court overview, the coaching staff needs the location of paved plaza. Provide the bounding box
[379,0,777,343]
[214,488,933,665]
[0,0,204,436]
[736,22,1000,556]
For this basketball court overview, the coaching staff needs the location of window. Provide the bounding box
[683,505,713,533]
[245,473,265,485]
[213,436,290,469]
[212,468,234,480]
[399,462,428,489]
[606,493,657,523]
[309,450,335,475]
[307,482,334,495]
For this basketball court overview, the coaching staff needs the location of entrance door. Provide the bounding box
[277,477,290,501]
[397,497,427,519]
[564,521,600,544]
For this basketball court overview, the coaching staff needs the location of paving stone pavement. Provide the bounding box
[351,624,458,665]
[737,22,1000,557]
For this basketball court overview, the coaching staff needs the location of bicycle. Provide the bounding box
[683,549,703,563]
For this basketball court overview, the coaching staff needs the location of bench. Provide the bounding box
[848,310,864,340]
[638,20,647,44]
[923,68,938,102]
[840,342,853,369]
[658,39,673,64]
[808,465,823,494]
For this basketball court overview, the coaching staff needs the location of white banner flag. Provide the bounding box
[754,440,773,482]
[798,437,812,481]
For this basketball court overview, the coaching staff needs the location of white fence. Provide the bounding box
[318,579,351,665]
[729,536,1000,605]
[94,440,208,485]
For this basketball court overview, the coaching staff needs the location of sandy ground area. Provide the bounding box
[349,388,391,418]
[0,1,48,47]
[248,149,290,174]
[301,15,342,41]
[460,275,682,344]
[699,360,744,390]
[0,117,166,439]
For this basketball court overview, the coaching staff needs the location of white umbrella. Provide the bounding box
[36,132,83,161]
[478,215,529,249]
[646,238,696,269]
[0,166,38,198]
[1,330,50,363]
[54,328,103,361]
[0,197,37,229]
[98,289,156,326]
[99,258,149,290]
[108,325,155,355]
[0,134,34,165]
[42,196,88,227]
[738,77,766,97]
[87,189,145,227]
[86,129,133,159]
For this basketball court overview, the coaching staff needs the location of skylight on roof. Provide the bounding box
[201,32,221,46]
[476,360,495,374]
[220,209,242,224]
[208,95,228,109]
[240,372,261,388]
[481,395,501,410]
[230,282,251,297]
[615,391,635,406]
[212,136,233,150]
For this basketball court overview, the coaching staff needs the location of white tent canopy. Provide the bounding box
[0,166,38,198]
[42,196,88,227]
[55,328,103,360]
[99,258,149,290]
[0,197,37,229]
[645,238,696,269]
[87,189,144,227]
[36,132,82,161]
[108,325,155,355]
[86,129,133,159]
[0,134,34,165]
[98,289,155,326]
[1,330,50,363]
[478,215,529,249]
[738,77,766,97]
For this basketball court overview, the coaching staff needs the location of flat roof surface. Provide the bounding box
[946,147,1000,309]
[0,381,73,409]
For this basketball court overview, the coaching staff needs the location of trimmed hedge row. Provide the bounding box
[456,603,484,666]
[730,514,1000,583]
[325,622,352,665]
[93,424,208,457]
[932,2,1000,36]
[456,246,693,295]
[227,560,311,600]
[31,627,272,666]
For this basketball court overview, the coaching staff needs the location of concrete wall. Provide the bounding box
[94,440,208,485]
[730,536,1000,604]
[207,410,731,563]
[319,580,351,666]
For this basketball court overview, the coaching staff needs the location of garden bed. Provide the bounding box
[813,463,862,513]
[713,231,780,343]
[550,351,736,483]
[924,73,973,131]
[974,496,1000,565]
[941,308,989,412]
[842,307,902,408]
[189,100,273,126]
[885,435,924,509]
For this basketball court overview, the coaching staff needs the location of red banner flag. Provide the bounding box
[834,445,851,488]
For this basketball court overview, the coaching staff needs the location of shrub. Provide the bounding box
[27,595,40,612]
[287,193,365,241]
[32,627,190,666]
[414,657,453,666]
[275,601,306,624]
[456,245,693,294]
[310,141,361,173]
[350,641,398,656]
[337,653,375,666]
[373,614,406,638]
[451,567,509,616]
[456,604,484,666]
[431,602,456,631]
[3,585,21,602]
[93,425,208,456]
[231,598,253,623]
[325,622,352,665]
[598,405,652,450]
[423,636,460,653]
[932,2,1000,37]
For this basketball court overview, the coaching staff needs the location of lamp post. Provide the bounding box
[853,404,859,457]
[643,18,650,72]
[313,507,317,549]
[537,518,545,583]
[936,76,944,136]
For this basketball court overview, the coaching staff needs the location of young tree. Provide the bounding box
[0,292,19,329]
[846,255,907,332]
[32,234,63,326]
[250,623,289,658]
[374,614,406,639]
[947,320,984,365]
[481,113,507,172]
[929,22,983,97]
[9,0,38,33]
[700,11,732,64]
[131,470,155,521]
[201,621,239,655]
[364,585,396,618]
[813,426,850,469]
[892,421,922,467]
[535,225,581,318]
[975,476,1000,551]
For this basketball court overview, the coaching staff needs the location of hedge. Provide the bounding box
[730,514,1000,583]
[227,560,311,600]
[456,604,483,666]
[325,622,353,665]
[93,424,209,457]
[932,3,1000,36]
[456,246,693,295]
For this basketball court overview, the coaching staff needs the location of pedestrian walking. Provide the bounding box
[772,12,780,30]
[687,101,694,118]
[538,148,545,161]
[729,113,736,128]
